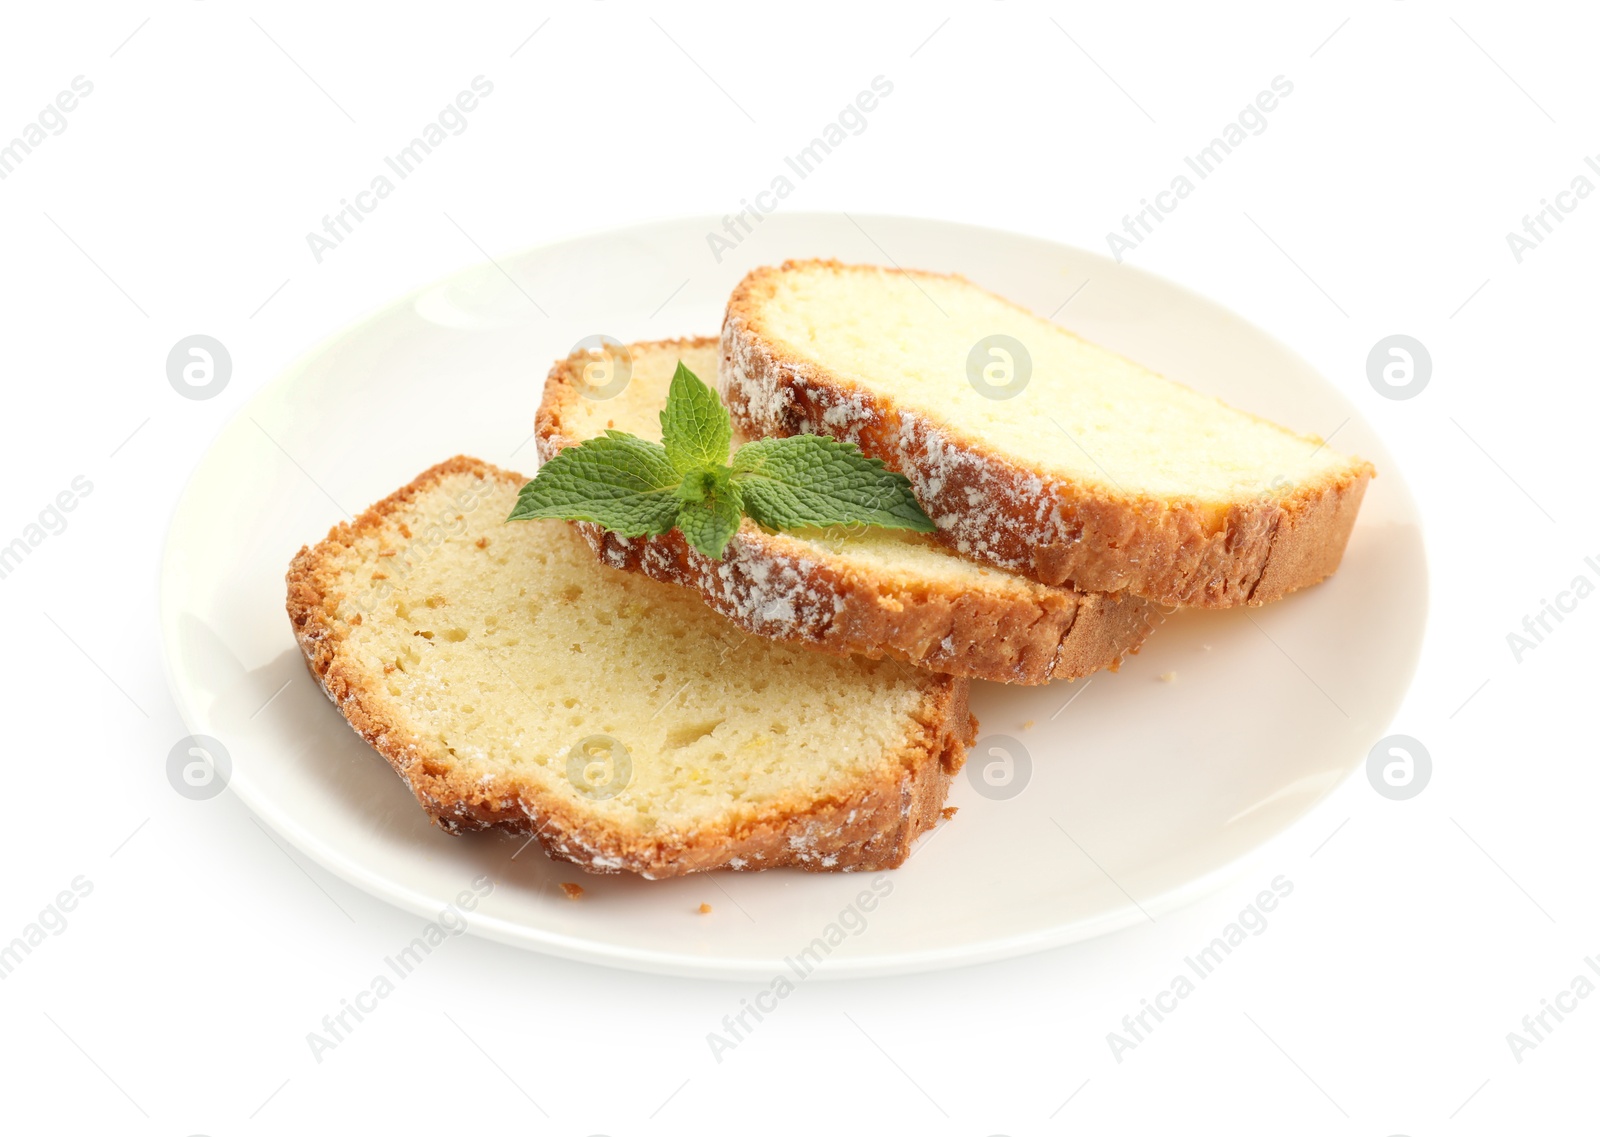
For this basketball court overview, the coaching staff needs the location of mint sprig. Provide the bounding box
[732,435,936,532]
[510,362,935,558]
[507,430,682,536]
[660,362,732,474]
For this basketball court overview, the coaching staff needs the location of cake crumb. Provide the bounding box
[1020,719,1035,730]
[698,902,713,914]
[559,882,584,900]
[1159,671,1177,682]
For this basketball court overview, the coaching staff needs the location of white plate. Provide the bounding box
[159,213,1425,979]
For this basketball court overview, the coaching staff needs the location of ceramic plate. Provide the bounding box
[158,213,1426,978]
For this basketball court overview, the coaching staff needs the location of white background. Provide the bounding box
[3,1,1596,1133]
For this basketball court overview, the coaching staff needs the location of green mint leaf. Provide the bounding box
[675,478,743,558]
[508,433,681,536]
[731,435,936,533]
[660,362,732,474]
[512,374,933,561]
[674,464,733,504]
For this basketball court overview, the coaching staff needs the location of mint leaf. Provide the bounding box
[508,433,680,536]
[731,435,935,533]
[514,358,935,559]
[675,478,743,558]
[675,463,733,504]
[660,362,731,474]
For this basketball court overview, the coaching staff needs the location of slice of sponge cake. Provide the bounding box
[722,260,1374,608]
[286,457,974,878]
[538,337,1156,685]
